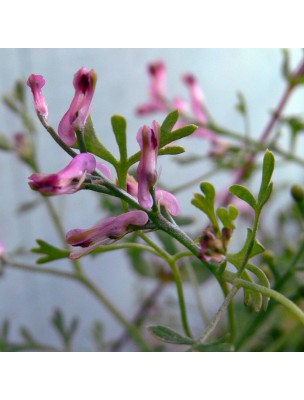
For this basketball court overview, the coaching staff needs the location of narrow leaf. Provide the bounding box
[160,124,197,148]
[258,150,275,205]
[148,325,194,345]
[161,109,179,133]
[31,239,70,264]
[111,115,127,162]
[158,145,185,156]
[230,184,256,210]
[78,116,118,166]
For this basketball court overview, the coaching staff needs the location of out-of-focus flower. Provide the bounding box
[136,121,160,209]
[66,210,149,259]
[13,132,35,164]
[0,241,6,259]
[58,67,97,146]
[183,73,229,155]
[126,175,180,216]
[28,153,96,196]
[136,61,167,115]
[27,74,48,120]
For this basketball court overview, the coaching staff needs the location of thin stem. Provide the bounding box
[184,260,210,326]
[169,166,220,194]
[91,242,160,257]
[110,282,165,351]
[5,260,76,280]
[220,281,236,344]
[76,128,87,153]
[37,114,78,158]
[233,277,304,325]
[77,275,151,351]
[197,285,239,344]
[235,237,304,350]
[139,233,192,337]
[5,259,150,351]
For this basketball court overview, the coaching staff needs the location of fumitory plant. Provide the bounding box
[1,50,304,352]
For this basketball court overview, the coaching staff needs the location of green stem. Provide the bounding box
[168,259,192,337]
[76,128,87,153]
[235,237,304,350]
[5,260,150,351]
[139,233,192,337]
[77,275,150,351]
[197,285,239,344]
[92,242,160,257]
[184,260,210,326]
[224,272,304,326]
[220,281,236,344]
[169,166,220,194]
[42,196,82,275]
[37,114,78,158]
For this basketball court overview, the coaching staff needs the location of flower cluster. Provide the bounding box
[27,67,180,258]
[136,60,229,156]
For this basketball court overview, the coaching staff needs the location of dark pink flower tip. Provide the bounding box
[136,121,160,209]
[58,67,97,147]
[28,153,96,196]
[66,210,149,259]
[26,74,48,120]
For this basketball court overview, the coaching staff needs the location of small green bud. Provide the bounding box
[291,184,304,203]
[262,251,275,265]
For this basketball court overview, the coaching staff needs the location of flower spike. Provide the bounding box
[136,61,167,115]
[136,121,160,209]
[58,67,97,146]
[28,153,96,196]
[67,210,149,259]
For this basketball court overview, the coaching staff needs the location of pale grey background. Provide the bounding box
[0,49,303,350]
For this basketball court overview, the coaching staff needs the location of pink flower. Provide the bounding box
[136,61,167,115]
[28,153,96,196]
[58,67,97,146]
[96,162,112,180]
[127,175,180,216]
[66,210,149,259]
[0,241,6,259]
[136,121,160,209]
[27,74,48,120]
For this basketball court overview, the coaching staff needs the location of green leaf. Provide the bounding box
[229,184,256,210]
[217,205,239,229]
[257,150,275,207]
[189,342,234,352]
[160,124,197,148]
[111,115,127,163]
[31,239,70,264]
[191,182,219,230]
[158,145,185,156]
[148,325,194,345]
[161,109,179,133]
[76,116,118,166]
[227,228,264,269]
[258,182,273,210]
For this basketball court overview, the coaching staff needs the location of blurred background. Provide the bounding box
[0,48,303,350]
